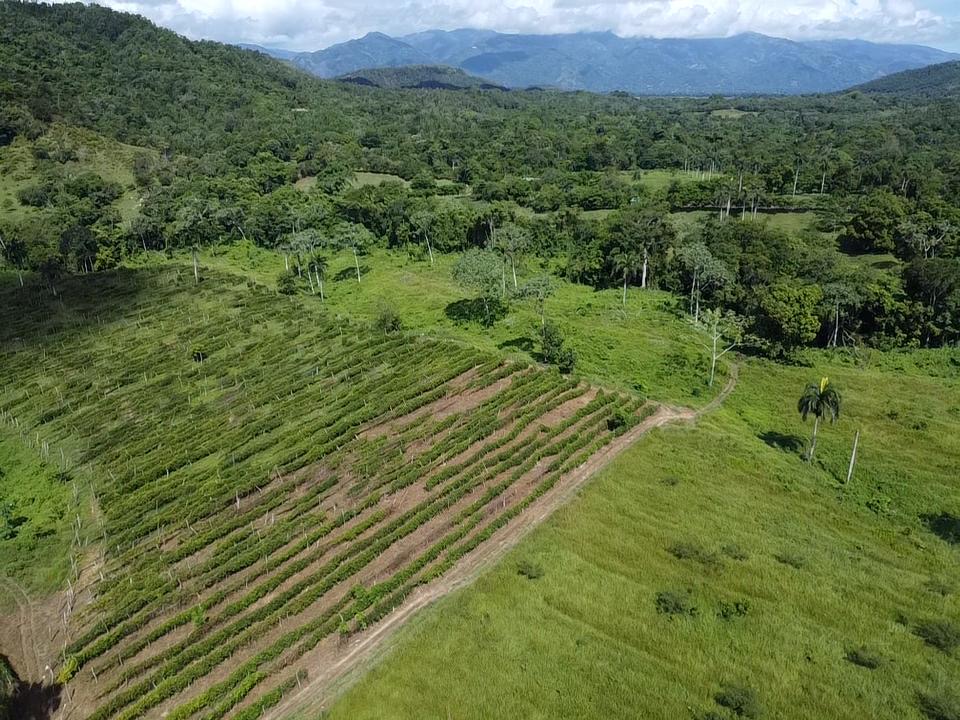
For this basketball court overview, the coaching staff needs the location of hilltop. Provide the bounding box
[336,65,505,90]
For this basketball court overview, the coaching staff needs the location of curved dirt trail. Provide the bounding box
[264,364,740,720]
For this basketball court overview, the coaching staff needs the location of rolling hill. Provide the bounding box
[336,65,504,90]
[852,59,960,97]
[274,29,959,95]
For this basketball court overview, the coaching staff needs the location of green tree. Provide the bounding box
[453,248,503,326]
[758,282,823,355]
[519,275,555,326]
[677,241,730,322]
[797,377,841,461]
[310,253,328,301]
[496,223,528,290]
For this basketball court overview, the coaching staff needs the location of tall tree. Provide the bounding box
[797,377,841,461]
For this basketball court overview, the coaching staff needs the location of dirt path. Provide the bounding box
[264,365,740,720]
[0,574,42,681]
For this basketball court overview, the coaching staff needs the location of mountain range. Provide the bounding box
[245,29,960,95]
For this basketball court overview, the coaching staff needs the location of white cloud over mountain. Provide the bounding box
[74,0,960,51]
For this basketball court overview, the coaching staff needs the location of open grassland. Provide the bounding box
[0,267,652,719]
[327,353,960,720]
[151,244,723,406]
[0,124,143,221]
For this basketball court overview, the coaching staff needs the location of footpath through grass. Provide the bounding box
[325,353,960,720]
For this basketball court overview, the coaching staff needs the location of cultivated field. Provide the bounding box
[0,267,656,719]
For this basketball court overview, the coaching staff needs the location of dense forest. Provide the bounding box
[1,1,959,352]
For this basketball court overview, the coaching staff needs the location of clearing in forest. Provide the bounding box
[0,267,654,720]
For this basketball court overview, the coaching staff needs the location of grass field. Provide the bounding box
[326,353,960,720]
[156,243,724,406]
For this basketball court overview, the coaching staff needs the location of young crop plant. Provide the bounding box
[0,266,653,720]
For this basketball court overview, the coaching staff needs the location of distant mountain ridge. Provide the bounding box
[248,29,959,95]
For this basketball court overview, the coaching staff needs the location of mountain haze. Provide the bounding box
[266,29,959,95]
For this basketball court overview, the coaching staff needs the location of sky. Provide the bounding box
[79,0,960,52]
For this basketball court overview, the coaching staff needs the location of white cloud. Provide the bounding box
[71,0,960,51]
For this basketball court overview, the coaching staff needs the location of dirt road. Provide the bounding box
[264,366,739,720]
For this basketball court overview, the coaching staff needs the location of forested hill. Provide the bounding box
[1,1,959,353]
[0,1,349,154]
[336,65,504,90]
[852,60,960,98]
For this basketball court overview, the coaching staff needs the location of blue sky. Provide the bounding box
[81,1,960,52]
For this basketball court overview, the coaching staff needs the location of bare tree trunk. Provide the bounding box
[284,254,289,271]
[192,249,199,283]
[353,248,361,283]
[318,275,324,302]
[426,232,434,266]
[845,430,860,484]
[793,163,800,196]
[622,272,627,307]
[832,303,840,347]
[709,333,718,387]
[820,171,826,195]
[641,249,648,289]
[307,271,314,293]
[511,258,517,289]
[807,416,820,461]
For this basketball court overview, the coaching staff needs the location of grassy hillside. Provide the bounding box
[328,353,960,720]
[0,124,143,222]
[0,266,653,719]
[141,244,724,406]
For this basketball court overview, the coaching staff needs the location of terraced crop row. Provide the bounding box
[0,266,649,720]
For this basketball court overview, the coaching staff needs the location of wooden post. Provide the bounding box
[846,430,860,484]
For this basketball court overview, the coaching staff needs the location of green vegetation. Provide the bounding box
[0,266,649,718]
[0,425,80,595]
[0,5,959,720]
[328,355,960,720]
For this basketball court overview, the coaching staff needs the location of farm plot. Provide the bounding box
[0,267,651,720]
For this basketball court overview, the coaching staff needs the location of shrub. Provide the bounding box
[774,552,806,569]
[517,560,544,580]
[276,270,297,295]
[655,590,698,617]
[918,689,960,720]
[845,646,883,669]
[715,684,762,718]
[374,306,403,334]
[718,600,750,620]
[606,409,632,433]
[661,476,680,487]
[914,619,960,654]
[722,543,750,561]
[540,321,575,373]
[668,541,721,569]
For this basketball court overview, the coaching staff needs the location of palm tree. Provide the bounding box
[310,254,328,301]
[610,248,643,308]
[797,377,841,461]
